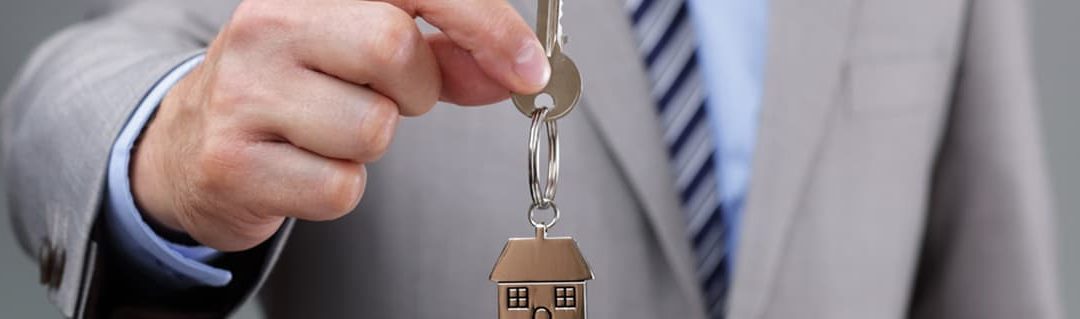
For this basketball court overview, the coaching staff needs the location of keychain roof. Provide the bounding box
[490,227,594,282]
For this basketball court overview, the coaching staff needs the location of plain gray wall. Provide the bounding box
[0,1,1075,318]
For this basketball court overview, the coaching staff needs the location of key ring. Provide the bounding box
[528,199,561,229]
[528,107,559,207]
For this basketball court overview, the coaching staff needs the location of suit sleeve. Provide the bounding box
[0,1,291,317]
[909,0,1064,318]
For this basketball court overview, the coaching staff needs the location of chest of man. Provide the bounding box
[259,0,967,317]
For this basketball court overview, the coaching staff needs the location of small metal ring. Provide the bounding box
[528,107,560,206]
[528,200,561,229]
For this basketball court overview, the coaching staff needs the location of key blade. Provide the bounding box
[536,0,564,56]
[556,0,566,47]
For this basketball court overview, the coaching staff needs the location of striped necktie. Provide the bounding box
[625,0,730,317]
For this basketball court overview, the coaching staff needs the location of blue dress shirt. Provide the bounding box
[104,3,767,288]
[688,0,767,273]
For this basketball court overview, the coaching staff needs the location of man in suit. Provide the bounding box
[1,0,1062,318]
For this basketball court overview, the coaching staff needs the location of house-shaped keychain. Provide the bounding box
[490,226,594,319]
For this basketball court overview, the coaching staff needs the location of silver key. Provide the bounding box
[512,0,582,121]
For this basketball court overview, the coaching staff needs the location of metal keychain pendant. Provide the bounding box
[490,107,593,319]
[490,223,593,319]
[511,0,583,121]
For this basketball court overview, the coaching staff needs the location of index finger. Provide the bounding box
[380,0,551,94]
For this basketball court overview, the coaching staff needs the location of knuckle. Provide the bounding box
[204,64,276,121]
[228,0,297,45]
[368,7,421,69]
[317,165,366,220]
[366,1,411,25]
[206,70,254,116]
[352,98,399,161]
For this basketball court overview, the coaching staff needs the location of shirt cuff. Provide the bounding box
[104,52,232,288]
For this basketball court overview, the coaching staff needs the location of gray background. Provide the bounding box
[0,1,1076,318]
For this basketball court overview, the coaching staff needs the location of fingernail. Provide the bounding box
[514,40,550,89]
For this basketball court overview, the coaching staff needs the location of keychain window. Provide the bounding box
[555,287,576,308]
[507,287,529,309]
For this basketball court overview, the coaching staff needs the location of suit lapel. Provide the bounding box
[563,0,707,315]
[558,0,856,316]
[727,0,858,316]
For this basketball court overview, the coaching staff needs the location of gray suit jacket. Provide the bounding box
[2,0,1062,318]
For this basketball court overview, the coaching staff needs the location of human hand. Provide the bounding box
[131,0,549,251]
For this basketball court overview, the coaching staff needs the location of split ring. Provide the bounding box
[527,107,559,206]
[528,200,561,229]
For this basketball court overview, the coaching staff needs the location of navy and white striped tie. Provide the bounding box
[626,0,730,317]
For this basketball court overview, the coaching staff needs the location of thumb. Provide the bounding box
[379,0,551,94]
[428,33,514,106]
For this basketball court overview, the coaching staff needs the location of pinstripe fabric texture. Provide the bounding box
[625,0,729,317]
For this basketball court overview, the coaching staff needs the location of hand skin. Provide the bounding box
[131,0,551,251]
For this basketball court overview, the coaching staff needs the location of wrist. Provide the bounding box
[130,75,193,235]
